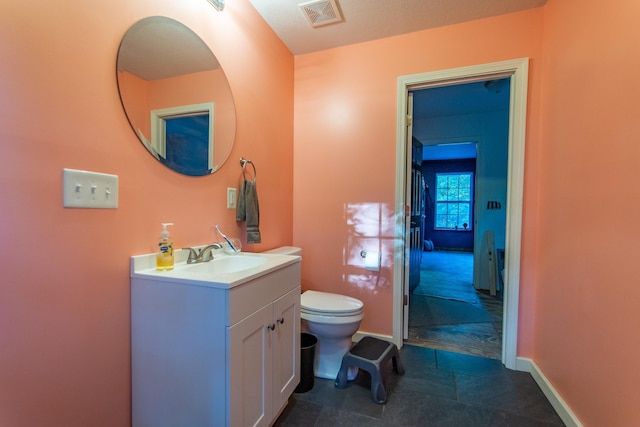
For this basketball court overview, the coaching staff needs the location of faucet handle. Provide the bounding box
[203,250,214,261]
[183,247,199,264]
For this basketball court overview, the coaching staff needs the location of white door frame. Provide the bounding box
[393,58,529,369]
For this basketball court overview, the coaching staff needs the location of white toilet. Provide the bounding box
[262,247,365,380]
[300,290,364,380]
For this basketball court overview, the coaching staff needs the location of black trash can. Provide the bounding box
[295,333,317,393]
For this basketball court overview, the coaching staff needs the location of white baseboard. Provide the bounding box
[516,357,583,427]
[353,331,393,343]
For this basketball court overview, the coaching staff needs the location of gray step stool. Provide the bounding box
[334,336,405,404]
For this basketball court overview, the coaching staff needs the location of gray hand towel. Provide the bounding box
[236,179,261,243]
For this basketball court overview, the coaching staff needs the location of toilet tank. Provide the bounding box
[262,246,302,256]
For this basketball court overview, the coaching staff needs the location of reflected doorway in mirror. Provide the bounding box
[151,103,215,176]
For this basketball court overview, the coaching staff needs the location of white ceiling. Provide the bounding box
[248,0,547,55]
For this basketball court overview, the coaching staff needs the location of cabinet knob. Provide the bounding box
[267,323,276,331]
[277,317,285,324]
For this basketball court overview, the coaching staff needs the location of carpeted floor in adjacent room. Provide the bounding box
[407,250,503,360]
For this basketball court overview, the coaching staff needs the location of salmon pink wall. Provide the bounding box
[535,0,640,424]
[118,71,150,140]
[0,0,293,425]
[293,10,543,339]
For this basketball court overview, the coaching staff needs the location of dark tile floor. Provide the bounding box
[275,345,565,426]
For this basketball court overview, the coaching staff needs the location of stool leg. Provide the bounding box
[370,370,387,404]
[335,358,350,389]
[391,347,405,375]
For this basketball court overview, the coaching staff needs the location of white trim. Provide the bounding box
[353,331,392,343]
[150,102,215,169]
[393,87,408,348]
[502,60,528,368]
[394,58,529,370]
[517,358,583,427]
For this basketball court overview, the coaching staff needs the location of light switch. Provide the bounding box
[227,187,237,209]
[63,168,119,209]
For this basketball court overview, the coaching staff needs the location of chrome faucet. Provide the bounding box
[184,243,224,264]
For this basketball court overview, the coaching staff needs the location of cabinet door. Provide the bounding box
[271,287,300,415]
[228,303,273,427]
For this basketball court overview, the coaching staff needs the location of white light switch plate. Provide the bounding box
[227,187,237,209]
[63,168,119,209]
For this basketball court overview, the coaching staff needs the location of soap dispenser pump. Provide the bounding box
[157,223,174,271]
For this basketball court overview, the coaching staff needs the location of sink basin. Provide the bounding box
[180,253,268,275]
[131,250,300,289]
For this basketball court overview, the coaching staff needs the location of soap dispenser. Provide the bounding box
[156,223,174,271]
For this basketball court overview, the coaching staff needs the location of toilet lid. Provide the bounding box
[301,290,363,314]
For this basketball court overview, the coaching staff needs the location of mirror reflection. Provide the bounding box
[117,16,236,176]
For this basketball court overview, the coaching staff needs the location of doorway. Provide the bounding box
[407,79,510,359]
[392,58,529,369]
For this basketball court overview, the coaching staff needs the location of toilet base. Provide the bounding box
[313,336,358,380]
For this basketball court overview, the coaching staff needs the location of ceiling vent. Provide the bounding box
[299,0,343,28]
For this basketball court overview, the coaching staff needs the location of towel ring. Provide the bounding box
[240,157,257,181]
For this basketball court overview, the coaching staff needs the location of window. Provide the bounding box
[435,172,473,230]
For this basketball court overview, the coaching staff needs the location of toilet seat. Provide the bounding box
[301,290,364,317]
[301,310,364,325]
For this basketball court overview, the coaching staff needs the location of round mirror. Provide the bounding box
[116,16,236,176]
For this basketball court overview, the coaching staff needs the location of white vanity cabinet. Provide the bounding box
[228,286,299,426]
[131,258,301,427]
